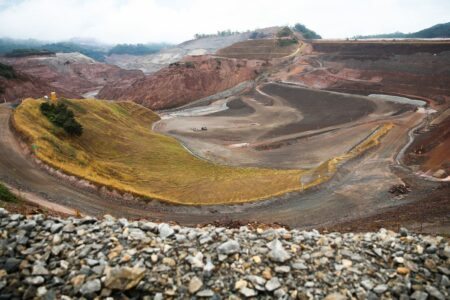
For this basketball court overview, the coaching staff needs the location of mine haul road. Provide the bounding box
[0,103,444,230]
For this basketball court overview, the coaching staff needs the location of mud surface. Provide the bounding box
[261,83,376,138]
[210,97,255,117]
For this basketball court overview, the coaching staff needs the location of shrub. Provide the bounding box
[278,38,298,47]
[277,27,294,38]
[0,63,17,79]
[0,182,17,202]
[40,102,83,136]
[185,61,195,68]
[293,23,322,39]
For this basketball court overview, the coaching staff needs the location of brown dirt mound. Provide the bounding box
[98,55,263,110]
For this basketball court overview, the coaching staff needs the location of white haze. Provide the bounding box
[0,0,448,44]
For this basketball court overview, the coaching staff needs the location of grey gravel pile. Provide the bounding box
[0,208,449,299]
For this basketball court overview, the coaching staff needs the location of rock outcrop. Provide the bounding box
[0,209,448,299]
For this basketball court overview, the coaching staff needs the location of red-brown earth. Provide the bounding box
[0,70,77,102]
[0,52,143,100]
[271,40,450,176]
[98,55,264,110]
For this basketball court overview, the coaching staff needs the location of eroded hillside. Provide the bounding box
[0,53,144,99]
[98,56,264,110]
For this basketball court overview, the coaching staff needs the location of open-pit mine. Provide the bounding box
[0,27,449,235]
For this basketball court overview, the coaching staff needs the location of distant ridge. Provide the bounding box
[354,22,450,39]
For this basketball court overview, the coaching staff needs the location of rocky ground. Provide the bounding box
[0,209,449,299]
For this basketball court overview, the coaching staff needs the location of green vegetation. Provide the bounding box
[194,30,243,39]
[0,38,43,54]
[5,49,55,58]
[278,38,298,47]
[42,42,107,61]
[353,22,450,39]
[108,43,169,56]
[277,27,294,38]
[0,38,171,62]
[249,31,269,39]
[40,101,83,136]
[293,23,322,39]
[0,62,17,79]
[185,61,195,68]
[14,99,302,204]
[0,183,18,203]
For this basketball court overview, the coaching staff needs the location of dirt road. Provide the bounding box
[0,104,447,232]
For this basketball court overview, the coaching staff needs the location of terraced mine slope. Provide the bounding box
[272,40,450,177]
[217,39,299,60]
[12,99,303,204]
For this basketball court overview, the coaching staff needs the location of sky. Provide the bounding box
[0,0,448,44]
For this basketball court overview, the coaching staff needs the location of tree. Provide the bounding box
[40,101,83,136]
[293,23,322,39]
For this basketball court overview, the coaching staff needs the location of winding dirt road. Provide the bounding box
[2,101,445,232]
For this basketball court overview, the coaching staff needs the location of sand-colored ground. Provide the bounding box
[155,82,410,170]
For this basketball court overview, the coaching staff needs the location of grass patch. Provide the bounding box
[0,182,18,203]
[13,99,303,205]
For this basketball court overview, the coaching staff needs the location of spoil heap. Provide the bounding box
[0,209,448,299]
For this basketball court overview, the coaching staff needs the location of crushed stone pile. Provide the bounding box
[0,208,448,299]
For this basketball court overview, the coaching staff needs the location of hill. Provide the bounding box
[0,62,77,102]
[0,38,170,62]
[13,99,302,204]
[0,53,144,100]
[216,39,299,60]
[98,55,261,110]
[354,22,450,39]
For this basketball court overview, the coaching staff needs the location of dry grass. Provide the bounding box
[13,99,303,205]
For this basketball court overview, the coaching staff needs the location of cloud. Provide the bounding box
[0,0,448,44]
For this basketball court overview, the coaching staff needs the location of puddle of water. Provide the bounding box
[161,99,229,119]
[368,94,426,107]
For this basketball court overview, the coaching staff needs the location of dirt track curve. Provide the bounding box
[0,103,446,231]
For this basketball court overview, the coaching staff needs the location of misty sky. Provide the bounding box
[0,0,449,44]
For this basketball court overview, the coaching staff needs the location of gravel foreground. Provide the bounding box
[0,209,449,300]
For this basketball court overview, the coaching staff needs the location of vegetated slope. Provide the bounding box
[354,22,450,39]
[217,39,298,60]
[98,56,262,110]
[0,63,76,102]
[0,53,144,98]
[13,99,301,204]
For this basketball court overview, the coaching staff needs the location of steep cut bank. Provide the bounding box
[98,55,263,110]
[0,53,144,99]
[0,65,77,102]
[12,99,302,204]
[0,209,448,299]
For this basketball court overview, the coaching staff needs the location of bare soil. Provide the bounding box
[260,83,377,138]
